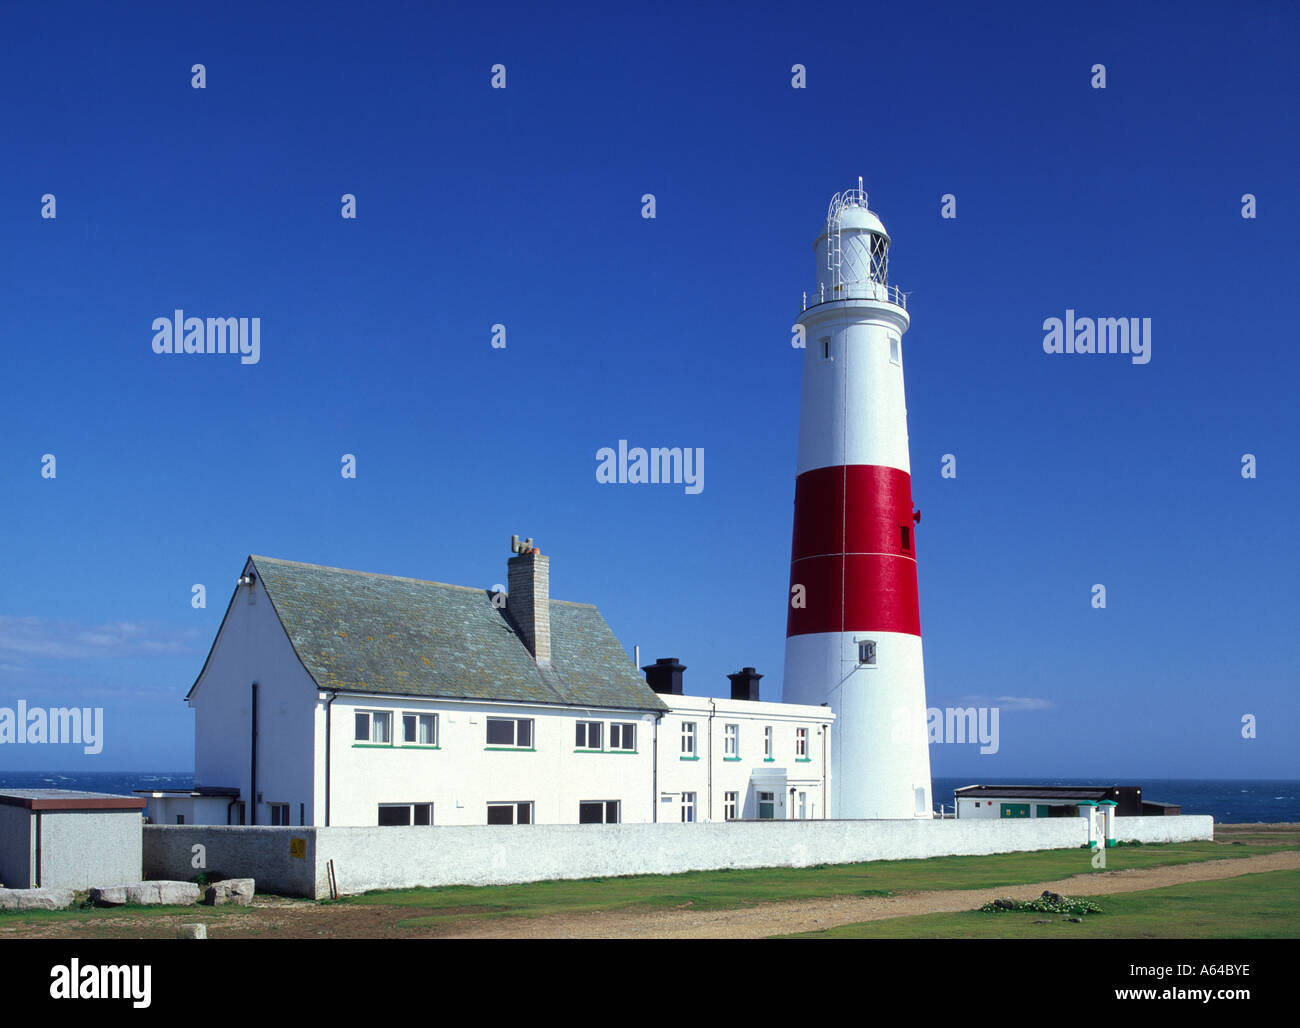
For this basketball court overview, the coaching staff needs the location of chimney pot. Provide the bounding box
[727,666,764,701]
[642,657,686,695]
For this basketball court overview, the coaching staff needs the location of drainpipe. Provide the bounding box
[325,690,337,827]
[707,699,716,822]
[249,682,258,826]
[821,720,828,819]
[651,709,664,823]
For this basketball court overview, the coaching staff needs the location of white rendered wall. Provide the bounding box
[1113,815,1214,843]
[142,815,1214,898]
[957,797,1018,819]
[189,569,322,827]
[783,631,932,819]
[142,795,192,825]
[655,695,831,822]
[315,817,1085,895]
[327,696,657,827]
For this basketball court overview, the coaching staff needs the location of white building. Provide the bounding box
[647,660,830,823]
[144,544,832,827]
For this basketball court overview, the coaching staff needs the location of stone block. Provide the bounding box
[0,887,76,911]
[203,878,255,906]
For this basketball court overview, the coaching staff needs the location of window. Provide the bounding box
[269,803,290,826]
[579,801,620,824]
[889,336,900,365]
[724,723,739,758]
[901,525,912,552]
[820,336,831,360]
[575,720,602,750]
[758,791,776,819]
[230,802,245,826]
[681,792,696,823]
[487,802,532,825]
[378,803,432,826]
[609,722,635,751]
[354,711,391,744]
[858,640,877,666]
[764,726,773,759]
[403,712,437,746]
[175,814,185,825]
[724,792,738,820]
[486,717,533,748]
[681,721,696,757]
[796,727,809,758]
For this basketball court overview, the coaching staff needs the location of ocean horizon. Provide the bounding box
[0,771,1296,824]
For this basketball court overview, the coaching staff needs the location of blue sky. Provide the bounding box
[1,0,1296,779]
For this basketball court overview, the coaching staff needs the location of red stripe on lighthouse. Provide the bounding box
[786,464,921,637]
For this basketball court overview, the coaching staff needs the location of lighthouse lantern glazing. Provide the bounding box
[783,180,933,819]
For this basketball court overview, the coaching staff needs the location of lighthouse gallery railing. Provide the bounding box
[801,282,909,312]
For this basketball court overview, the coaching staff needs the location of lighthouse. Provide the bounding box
[782,180,933,820]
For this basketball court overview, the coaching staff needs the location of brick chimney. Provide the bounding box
[642,657,686,695]
[727,666,763,701]
[507,536,551,665]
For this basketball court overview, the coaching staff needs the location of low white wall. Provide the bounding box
[142,815,1215,898]
[143,826,316,897]
[314,818,1088,897]
[1113,815,1213,844]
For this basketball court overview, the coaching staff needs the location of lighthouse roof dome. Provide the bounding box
[814,202,889,248]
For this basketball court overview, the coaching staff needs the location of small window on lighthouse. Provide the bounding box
[889,337,900,365]
[820,336,831,360]
[858,640,877,665]
[901,525,912,552]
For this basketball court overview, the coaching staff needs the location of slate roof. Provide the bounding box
[219,555,667,712]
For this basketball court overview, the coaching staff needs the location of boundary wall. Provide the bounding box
[143,815,1213,899]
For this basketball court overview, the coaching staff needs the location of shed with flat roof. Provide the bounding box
[0,789,144,890]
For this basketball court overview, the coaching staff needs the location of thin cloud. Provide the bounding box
[0,616,204,660]
[944,695,1053,712]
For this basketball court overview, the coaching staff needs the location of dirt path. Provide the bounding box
[436,850,1300,939]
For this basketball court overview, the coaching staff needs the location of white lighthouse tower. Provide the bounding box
[782,180,933,820]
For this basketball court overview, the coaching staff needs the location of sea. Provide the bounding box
[0,771,1297,823]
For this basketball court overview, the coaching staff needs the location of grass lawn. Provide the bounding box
[775,868,1300,939]
[349,833,1297,930]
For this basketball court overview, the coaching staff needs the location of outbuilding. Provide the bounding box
[0,789,144,890]
[953,784,1179,819]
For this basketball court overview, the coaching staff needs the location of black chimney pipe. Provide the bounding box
[642,657,686,695]
[727,667,764,701]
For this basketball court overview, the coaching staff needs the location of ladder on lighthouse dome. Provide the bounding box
[824,178,868,291]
